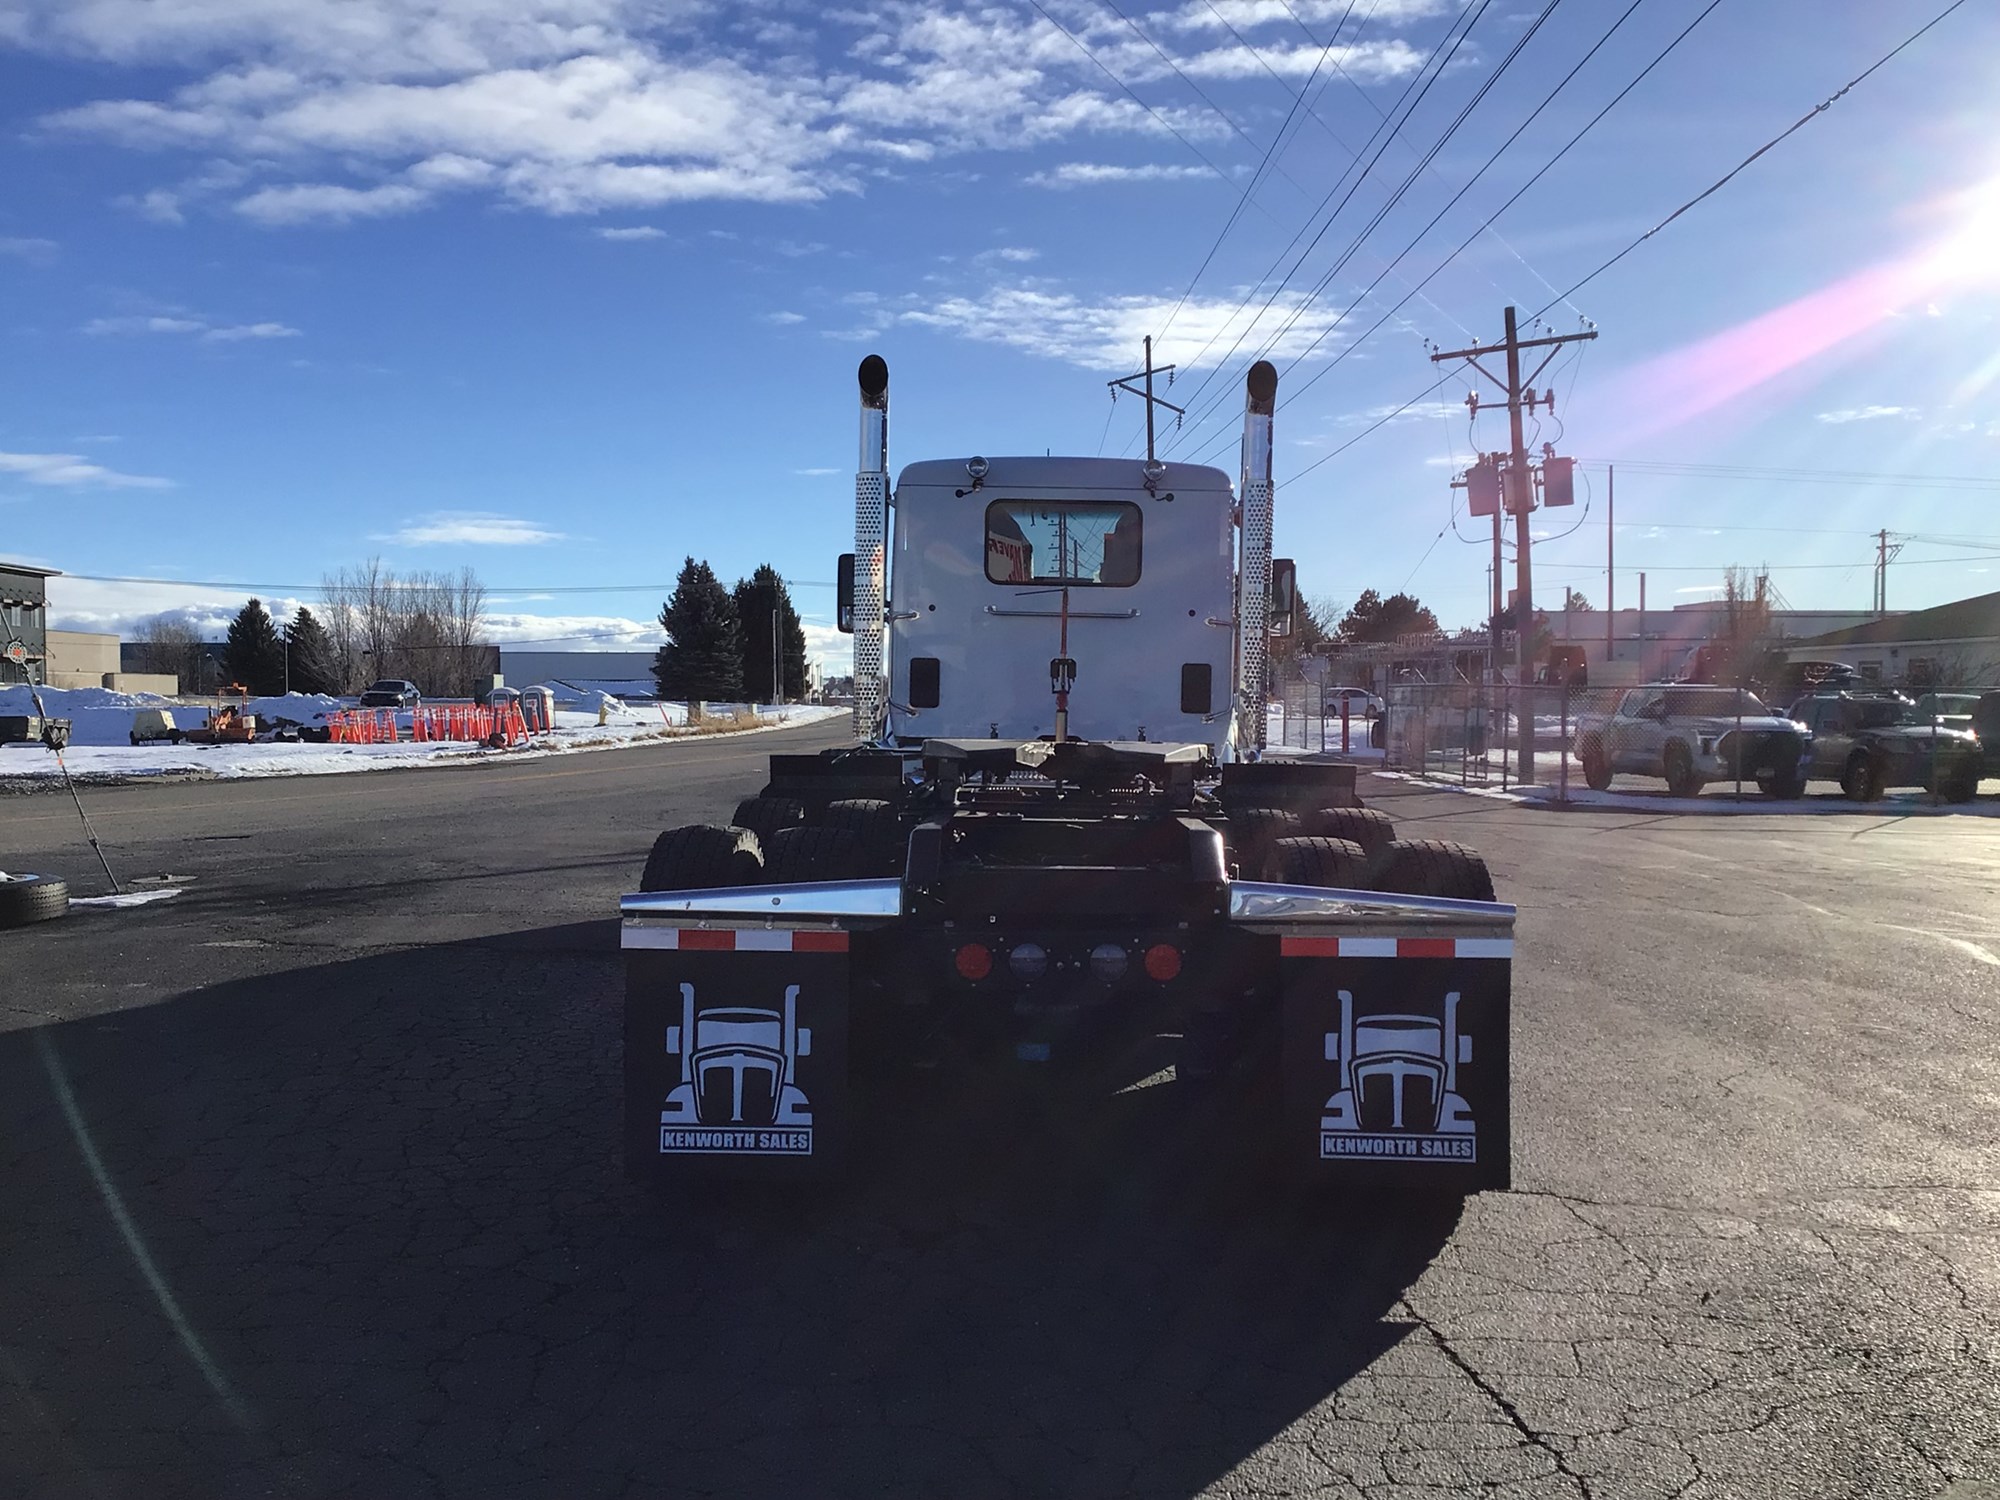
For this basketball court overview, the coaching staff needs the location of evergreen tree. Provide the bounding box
[654,557,744,701]
[284,606,340,695]
[1335,589,1439,644]
[222,597,287,695]
[732,564,809,702]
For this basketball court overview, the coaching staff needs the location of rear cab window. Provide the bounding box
[985,499,1141,587]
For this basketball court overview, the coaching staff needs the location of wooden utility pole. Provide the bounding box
[1606,464,1615,666]
[1107,336,1185,465]
[1431,307,1597,781]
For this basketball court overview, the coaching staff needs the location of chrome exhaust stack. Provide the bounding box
[1238,360,1277,755]
[853,355,889,744]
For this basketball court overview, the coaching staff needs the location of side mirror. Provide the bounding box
[1268,557,1297,638]
[836,553,856,634]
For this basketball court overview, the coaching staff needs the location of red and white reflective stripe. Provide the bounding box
[1279,935,1512,959]
[622,926,850,953]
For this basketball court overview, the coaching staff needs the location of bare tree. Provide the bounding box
[130,614,208,693]
[318,560,493,696]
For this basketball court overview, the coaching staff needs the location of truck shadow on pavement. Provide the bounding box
[0,930,1460,1500]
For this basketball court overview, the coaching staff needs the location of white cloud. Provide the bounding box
[84,312,301,341]
[793,466,839,475]
[235,181,431,224]
[763,309,806,325]
[378,511,566,546]
[203,320,302,341]
[596,224,666,240]
[1345,399,1461,426]
[19,0,1414,222]
[0,235,59,263]
[483,612,662,647]
[84,315,206,335]
[0,449,173,488]
[1026,161,1211,188]
[1815,405,1919,424]
[896,281,1358,372]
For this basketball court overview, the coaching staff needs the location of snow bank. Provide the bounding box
[0,702,846,784]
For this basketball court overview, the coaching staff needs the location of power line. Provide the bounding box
[1151,0,1359,345]
[1134,0,1495,454]
[1024,0,1246,193]
[1528,0,1974,318]
[1185,0,1722,468]
[1176,0,1572,435]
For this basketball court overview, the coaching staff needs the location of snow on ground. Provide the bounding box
[0,685,843,785]
[1377,769,2000,817]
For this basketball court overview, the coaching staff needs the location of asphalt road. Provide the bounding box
[3,726,1997,1500]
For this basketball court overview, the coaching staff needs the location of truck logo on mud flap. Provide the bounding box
[659,983,814,1155]
[1321,989,1476,1163]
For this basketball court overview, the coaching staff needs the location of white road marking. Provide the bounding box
[1884,926,2000,968]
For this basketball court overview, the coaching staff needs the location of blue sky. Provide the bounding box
[3,0,1999,661]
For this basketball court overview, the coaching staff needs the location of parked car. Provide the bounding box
[1789,691,1984,802]
[1911,691,1980,733]
[1574,684,1810,797]
[1324,686,1385,718]
[358,679,422,708]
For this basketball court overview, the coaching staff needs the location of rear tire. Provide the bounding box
[731,795,805,844]
[640,825,763,893]
[761,825,863,883]
[1228,807,1304,877]
[1759,765,1805,799]
[1310,806,1394,854]
[0,872,71,928]
[1663,740,1702,798]
[1940,767,1980,803]
[1373,839,1495,902]
[1579,736,1612,791]
[1262,836,1370,888]
[820,798,901,875]
[1841,752,1883,803]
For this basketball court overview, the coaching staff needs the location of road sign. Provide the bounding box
[3,642,25,664]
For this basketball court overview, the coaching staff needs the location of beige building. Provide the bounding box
[47,628,180,695]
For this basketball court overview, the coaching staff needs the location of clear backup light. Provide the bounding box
[966,455,989,480]
[1008,942,1047,980]
[1089,943,1128,981]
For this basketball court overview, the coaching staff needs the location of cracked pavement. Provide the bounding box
[2,725,1996,1498]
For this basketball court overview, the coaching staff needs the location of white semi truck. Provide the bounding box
[621,356,1514,1192]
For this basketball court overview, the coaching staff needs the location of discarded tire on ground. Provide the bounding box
[730,795,806,844]
[0,872,70,928]
[1372,839,1495,902]
[640,825,764,893]
[760,825,864,884]
[1262,836,1371,889]
[1310,805,1395,855]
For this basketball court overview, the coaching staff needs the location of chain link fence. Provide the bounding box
[1375,680,1992,803]
[1266,678,1387,756]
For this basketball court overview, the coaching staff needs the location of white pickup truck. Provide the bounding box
[1574,684,1811,797]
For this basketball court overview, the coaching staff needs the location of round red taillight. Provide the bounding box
[955,942,993,981]
[1143,943,1182,982]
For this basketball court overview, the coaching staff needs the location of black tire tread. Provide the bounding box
[1373,839,1495,902]
[1310,806,1394,853]
[0,873,71,928]
[1228,807,1305,872]
[640,825,763,893]
[1262,836,1371,889]
[731,795,806,843]
[761,825,863,884]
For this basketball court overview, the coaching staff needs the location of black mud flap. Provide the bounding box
[624,928,850,1181]
[1280,936,1511,1192]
